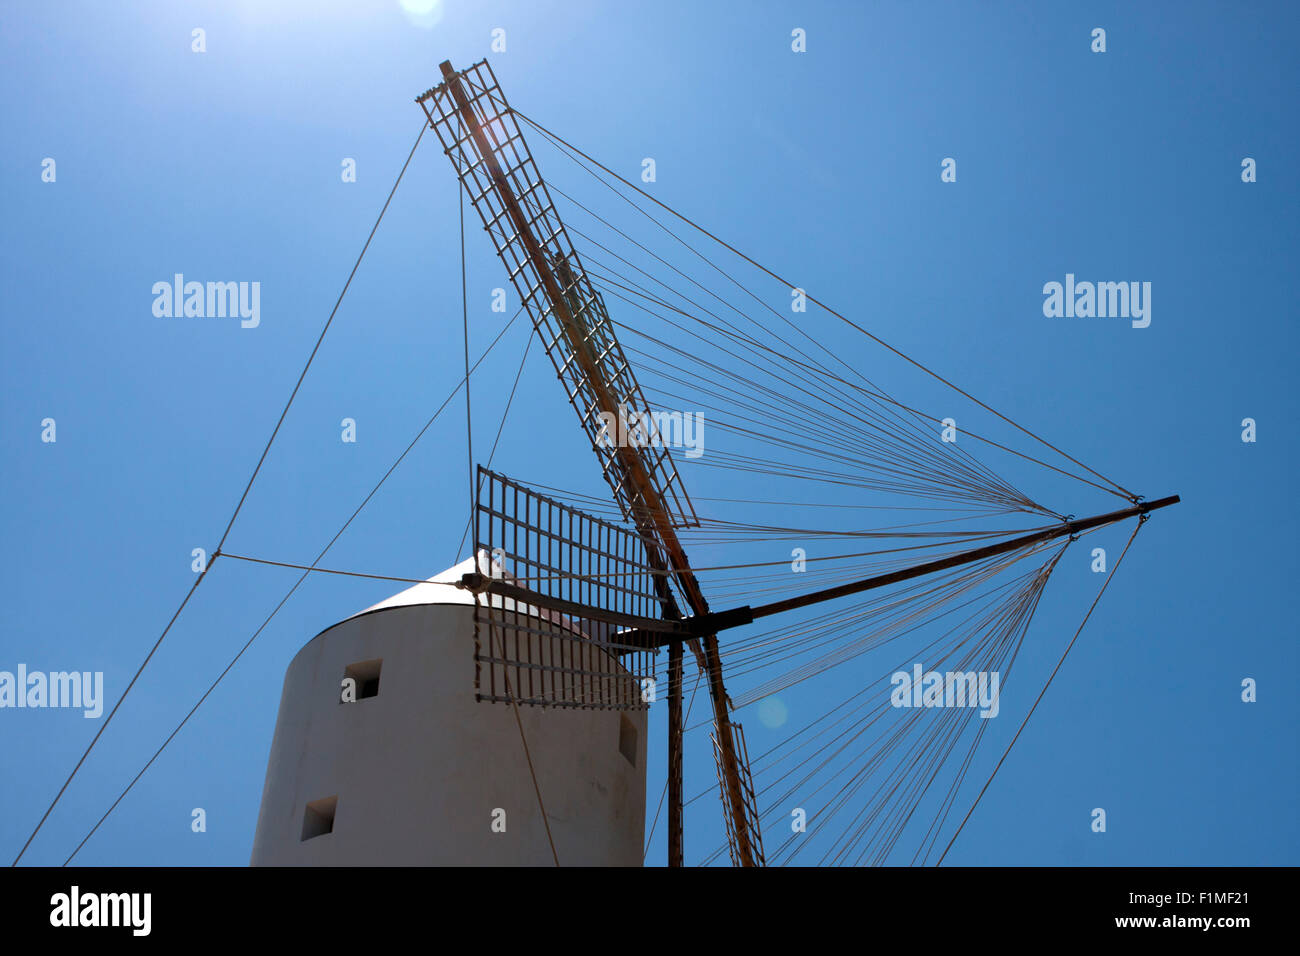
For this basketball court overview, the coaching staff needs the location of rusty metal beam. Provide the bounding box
[608,494,1183,647]
[743,495,1180,623]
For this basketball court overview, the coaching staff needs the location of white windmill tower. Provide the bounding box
[250,544,649,866]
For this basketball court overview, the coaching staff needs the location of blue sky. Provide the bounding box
[1,0,1296,866]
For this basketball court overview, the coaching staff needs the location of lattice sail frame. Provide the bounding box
[711,721,767,866]
[417,59,698,530]
[471,467,676,711]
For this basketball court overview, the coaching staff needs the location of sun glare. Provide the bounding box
[399,0,444,30]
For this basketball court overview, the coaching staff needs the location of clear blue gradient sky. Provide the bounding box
[1,0,1296,866]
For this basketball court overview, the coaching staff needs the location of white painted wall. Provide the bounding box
[250,573,647,866]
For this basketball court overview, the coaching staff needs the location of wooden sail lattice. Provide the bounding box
[421,59,764,864]
[418,60,698,531]
[471,466,673,710]
[711,721,766,867]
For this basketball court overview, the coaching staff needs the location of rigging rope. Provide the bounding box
[508,104,1138,502]
[474,591,562,866]
[458,115,477,553]
[934,518,1146,865]
[12,120,430,868]
[61,304,530,864]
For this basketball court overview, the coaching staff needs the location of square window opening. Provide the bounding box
[301,795,337,841]
[342,658,382,702]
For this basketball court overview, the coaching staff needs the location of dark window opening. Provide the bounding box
[342,658,382,702]
[301,795,337,841]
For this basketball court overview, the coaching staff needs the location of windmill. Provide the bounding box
[11,56,1180,869]
[410,59,1178,867]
